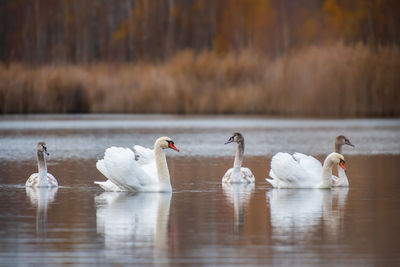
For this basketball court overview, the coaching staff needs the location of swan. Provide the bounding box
[94,136,179,192]
[332,135,354,186]
[26,142,58,187]
[272,135,354,187]
[266,152,346,189]
[222,133,255,183]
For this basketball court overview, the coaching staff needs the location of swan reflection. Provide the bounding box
[267,188,348,242]
[95,192,172,262]
[222,183,254,233]
[26,186,58,234]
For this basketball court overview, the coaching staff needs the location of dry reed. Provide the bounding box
[0,43,399,117]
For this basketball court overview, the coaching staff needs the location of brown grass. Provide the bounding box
[1,43,399,117]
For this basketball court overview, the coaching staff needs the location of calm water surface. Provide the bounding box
[0,115,400,266]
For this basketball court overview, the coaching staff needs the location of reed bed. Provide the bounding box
[1,43,399,117]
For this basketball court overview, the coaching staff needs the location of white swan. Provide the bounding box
[270,135,354,188]
[222,133,255,183]
[266,152,346,188]
[26,142,58,187]
[95,136,179,192]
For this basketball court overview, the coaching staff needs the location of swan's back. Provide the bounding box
[100,147,154,191]
[133,145,154,165]
[292,152,322,178]
[267,152,321,188]
[25,173,58,187]
[133,145,157,179]
[222,167,255,183]
[98,147,157,191]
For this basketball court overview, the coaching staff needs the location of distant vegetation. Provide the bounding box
[1,43,399,116]
[0,0,399,116]
[1,0,399,63]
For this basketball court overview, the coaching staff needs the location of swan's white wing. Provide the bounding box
[133,145,154,166]
[269,152,319,188]
[94,180,126,192]
[293,152,322,179]
[96,159,111,180]
[266,169,282,188]
[102,147,155,191]
[132,145,158,183]
[96,160,125,191]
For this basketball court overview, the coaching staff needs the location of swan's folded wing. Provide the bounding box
[94,180,125,191]
[293,152,322,179]
[96,159,111,179]
[222,168,233,182]
[47,173,58,187]
[133,145,154,166]
[132,145,158,184]
[26,173,39,187]
[103,147,154,191]
[241,167,255,183]
[266,169,279,187]
[270,152,311,187]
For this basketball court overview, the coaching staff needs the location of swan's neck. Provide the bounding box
[37,151,49,186]
[154,146,172,191]
[336,165,349,185]
[320,157,334,188]
[335,144,342,154]
[231,142,244,182]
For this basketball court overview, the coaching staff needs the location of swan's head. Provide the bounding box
[156,136,180,152]
[326,152,346,171]
[225,132,244,145]
[335,135,354,147]
[37,142,49,156]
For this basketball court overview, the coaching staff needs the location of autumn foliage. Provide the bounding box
[1,0,399,63]
[0,0,399,116]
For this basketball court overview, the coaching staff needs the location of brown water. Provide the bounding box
[0,115,400,265]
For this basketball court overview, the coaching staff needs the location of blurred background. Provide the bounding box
[0,0,399,116]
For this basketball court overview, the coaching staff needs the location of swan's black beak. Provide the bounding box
[43,147,50,156]
[225,136,234,145]
[345,139,354,147]
[339,159,346,171]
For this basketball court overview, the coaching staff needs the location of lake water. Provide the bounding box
[1,115,400,266]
